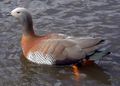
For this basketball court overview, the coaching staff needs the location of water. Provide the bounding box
[0,0,120,86]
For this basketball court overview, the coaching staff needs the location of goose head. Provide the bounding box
[11,7,33,27]
[11,7,34,35]
[11,7,29,18]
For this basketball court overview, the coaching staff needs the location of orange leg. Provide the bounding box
[83,59,94,66]
[72,65,80,81]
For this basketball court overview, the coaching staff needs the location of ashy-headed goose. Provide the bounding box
[11,7,108,65]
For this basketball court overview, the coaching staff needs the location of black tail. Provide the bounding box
[86,50,110,61]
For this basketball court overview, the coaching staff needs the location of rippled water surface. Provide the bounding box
[0,0,120,86]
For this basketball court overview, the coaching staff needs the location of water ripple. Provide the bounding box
[0,0,120,86]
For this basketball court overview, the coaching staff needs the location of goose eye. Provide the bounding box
[17,12,20,14]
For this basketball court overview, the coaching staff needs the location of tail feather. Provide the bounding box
[84,39,110,61]
[88,50,110,61]
[84,39,105,55]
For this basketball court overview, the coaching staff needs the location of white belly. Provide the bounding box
[27,51,55,65]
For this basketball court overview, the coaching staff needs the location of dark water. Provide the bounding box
[0,0,120,86]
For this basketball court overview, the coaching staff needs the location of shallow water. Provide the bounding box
[0,0,120,86]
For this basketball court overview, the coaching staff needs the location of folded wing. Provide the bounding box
[27,34,104,65]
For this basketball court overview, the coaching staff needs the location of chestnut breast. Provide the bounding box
[21,33,65,57]
[21,35,48,57]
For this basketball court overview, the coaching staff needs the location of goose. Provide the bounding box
[11,7,108,65]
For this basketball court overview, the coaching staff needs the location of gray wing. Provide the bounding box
[27,34,105,65]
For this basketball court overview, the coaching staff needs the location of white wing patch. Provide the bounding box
[27,51,55,65]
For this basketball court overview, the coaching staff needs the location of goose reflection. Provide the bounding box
[20,54,111,86]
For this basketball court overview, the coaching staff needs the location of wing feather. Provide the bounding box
[67,37,102,48]
[27,51,55,65]
[26,34,104,65]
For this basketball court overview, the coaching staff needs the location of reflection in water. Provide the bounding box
[20,54,111,86]
[72,65,81,81]
[80,64,111,85]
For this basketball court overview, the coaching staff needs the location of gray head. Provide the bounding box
[11,7,33,26]
[11,7,34,35]
[11,7,30,18]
